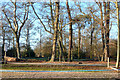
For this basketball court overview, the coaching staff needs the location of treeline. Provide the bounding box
[0,0,119,67]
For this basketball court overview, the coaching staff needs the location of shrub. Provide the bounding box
[6,47,17,57]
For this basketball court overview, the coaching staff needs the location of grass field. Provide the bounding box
[2,63,108,71]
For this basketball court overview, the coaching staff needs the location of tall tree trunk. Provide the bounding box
[58,27,65,62]
[66,0,72,62]
[26,26,30,57]
[100,2,105,61]
[60,30,65,61]
[116,2,120,68]
[103,1,107,62]
[64,34,67,50]
[90,18,95,59]
[106,2,110,67]
[78,26,81,59]
[58,24,61,62]
[2,25,5,62]
[50,0,54,28]
[58,40,63,61]
[104,1,110,67]
[63,34,67,59]
[72,37,76,61]
[50,1,59,62]
[80,27,83,51]
[15,34,20,60]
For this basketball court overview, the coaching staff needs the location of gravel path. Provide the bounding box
[1,71,120,79]
[8,62,106,66]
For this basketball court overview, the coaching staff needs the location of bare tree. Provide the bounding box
[50,1,60,62]
[30,0,60,62]
[66,0,72,62]
[96,2,105,61]
[2,1,29,60]
[103,1,110,67]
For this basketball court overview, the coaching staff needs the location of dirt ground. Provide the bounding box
[18,60,120,65]
[44,61,120,64]
[1,71,120,79]
[12,61,120,68]
[4,61,120,70]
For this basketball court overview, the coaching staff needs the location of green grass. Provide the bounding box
[2,64,81,71]
[21,57,49,62]
[2,64,107,71]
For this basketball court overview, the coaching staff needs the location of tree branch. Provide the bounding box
[19,4,29,36]
[13,1,19,32]
[2,9,16,35]
[30,2,53,35]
